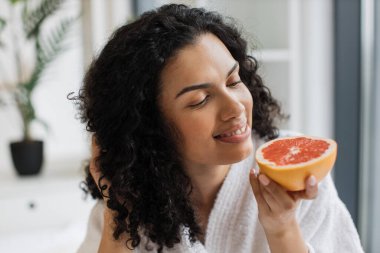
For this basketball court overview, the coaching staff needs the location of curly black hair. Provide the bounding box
[73,4,283,252]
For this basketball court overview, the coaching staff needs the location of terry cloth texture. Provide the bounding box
[77,131,364,253]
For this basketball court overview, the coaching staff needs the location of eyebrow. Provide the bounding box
[175,61,239,99]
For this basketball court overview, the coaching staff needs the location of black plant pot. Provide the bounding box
[10,140,44,176]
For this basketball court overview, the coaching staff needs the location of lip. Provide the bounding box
[214,124,251,143]
[213,121,247,137]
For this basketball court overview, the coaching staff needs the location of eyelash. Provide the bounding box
[190,95,210,108]
[227,80,242,88]
[189,80,242,108]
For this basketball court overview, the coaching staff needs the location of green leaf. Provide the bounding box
[4,0,79,139]
[22,66,43,94]
[22,0,65,39]
[0,18,5,30]
[24,16,76,94]
[13,88,35,138]
[0,17,5,47]
[35,117,49,132]
[9,0,26,4]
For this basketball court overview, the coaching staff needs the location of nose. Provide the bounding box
[219,93,245,121]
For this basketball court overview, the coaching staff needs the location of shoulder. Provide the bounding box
[77,201,105,253]
[278,129,303,138]
[252,129,303,148]
[252,129,303,141]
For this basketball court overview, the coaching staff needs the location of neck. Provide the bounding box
[184,163,231,243]
[185,163,231,210]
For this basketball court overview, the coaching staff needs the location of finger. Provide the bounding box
[305,175,318,198]
[258,174,296,211]
[291,175,319,200]
[258,181,278,212]
[249,169,270,213]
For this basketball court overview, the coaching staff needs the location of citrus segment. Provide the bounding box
[262,137,330,166]
[255,136,337,191]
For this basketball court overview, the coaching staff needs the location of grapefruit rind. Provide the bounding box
[255,136,337,191]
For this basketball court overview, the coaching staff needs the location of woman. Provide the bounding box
[75,4,363,253]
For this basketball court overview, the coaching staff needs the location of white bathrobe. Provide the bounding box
[77,132,364,253]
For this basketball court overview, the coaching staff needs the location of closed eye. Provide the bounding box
[227,80,242,87]
[189,95,210,108]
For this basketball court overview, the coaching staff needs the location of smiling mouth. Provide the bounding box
[214,124,248,139]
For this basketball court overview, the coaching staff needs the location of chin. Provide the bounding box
[218,143,254,165]
[234,147,253,162]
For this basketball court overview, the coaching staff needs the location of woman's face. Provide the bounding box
[159,33,253,167]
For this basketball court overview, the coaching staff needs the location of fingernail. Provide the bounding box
[308,176,317,186]
[250,168,256,175]
[259,174,270,186]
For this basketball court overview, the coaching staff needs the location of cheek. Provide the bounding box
[241,86,253,115]
[175,113,214,152]
[177,115,212,141]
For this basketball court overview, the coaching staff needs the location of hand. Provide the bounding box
[249,169,318,236]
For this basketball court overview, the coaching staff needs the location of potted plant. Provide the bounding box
[0,0,77,175]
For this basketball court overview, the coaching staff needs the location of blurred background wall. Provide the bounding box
[0,0,378,252]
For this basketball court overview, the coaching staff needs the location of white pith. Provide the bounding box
[219,125,247,138]
[255,136,337,169]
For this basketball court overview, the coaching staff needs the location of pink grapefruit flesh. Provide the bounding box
[255,136,337,191]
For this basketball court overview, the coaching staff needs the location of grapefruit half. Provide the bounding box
[255,136,337,191]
